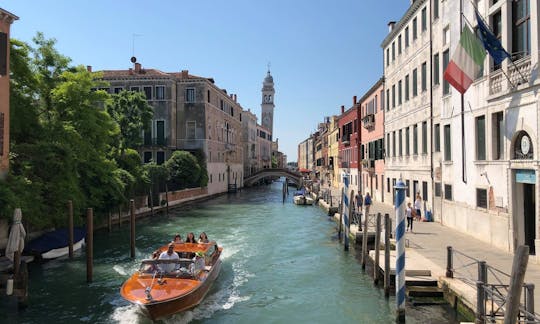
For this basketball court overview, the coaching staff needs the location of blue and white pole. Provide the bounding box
[394,178,407,323]
[342,173,350,250]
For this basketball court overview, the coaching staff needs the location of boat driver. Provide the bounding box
[158,243,180,273]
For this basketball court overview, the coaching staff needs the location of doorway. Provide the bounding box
[523,183,536,255]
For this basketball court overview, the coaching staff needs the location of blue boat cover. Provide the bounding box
[24,227,86,254]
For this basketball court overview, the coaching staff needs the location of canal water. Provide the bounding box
[3,181,460,323]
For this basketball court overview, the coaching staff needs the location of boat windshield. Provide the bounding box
[139,258,195,277]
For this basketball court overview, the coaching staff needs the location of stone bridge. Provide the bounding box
[243,168,303,187]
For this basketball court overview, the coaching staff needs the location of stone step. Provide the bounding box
[406,285,444,298]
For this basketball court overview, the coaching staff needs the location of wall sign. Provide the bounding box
[516,169,535,184]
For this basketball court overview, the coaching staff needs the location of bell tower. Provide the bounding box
[261,69,275,135]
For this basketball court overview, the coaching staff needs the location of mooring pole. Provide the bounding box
[130,199,136,259]
[361,208,368,270]
[374,212,381,284]
[338,188,344,242]
[446,246,453,278]
[504,245,529,324]
[394,179,407,323]
[345,189,354,251]
[68,200,74,259]
[86,208,94,283]
[384,213,391,298]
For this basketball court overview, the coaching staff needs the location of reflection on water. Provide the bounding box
[1,181,460,323]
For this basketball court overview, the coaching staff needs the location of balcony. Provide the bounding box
[361,159,375,173]
[342,136,350,146]
[489,54,531,96]
[362,114,374,129]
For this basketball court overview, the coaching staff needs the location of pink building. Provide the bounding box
[359,78,385,202]
[0,8,18,180]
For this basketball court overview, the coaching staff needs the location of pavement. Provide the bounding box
[318,184,540,316]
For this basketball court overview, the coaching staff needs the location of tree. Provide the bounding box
[106,90,153,156]
[191,149,209,187]
[164,151,201,190]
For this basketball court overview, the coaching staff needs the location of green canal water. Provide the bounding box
[3,181,461,323]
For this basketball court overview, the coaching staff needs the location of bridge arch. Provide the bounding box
[243,168,303,187]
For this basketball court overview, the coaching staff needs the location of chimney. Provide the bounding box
[353,95,357,106]
[388,21,396,32]
[134,63,141,73]
[129,68,133,75]
[341,105,345,114]
[86,65,92,72]
[181,70,189,79]
[233,94,237,102]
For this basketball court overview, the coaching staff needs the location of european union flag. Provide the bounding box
[475,10,510,65]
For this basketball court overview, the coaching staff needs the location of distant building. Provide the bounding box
[242,108,258,177]
[338,97,360,193]
[327,116,340,188]
[0,8,18,180]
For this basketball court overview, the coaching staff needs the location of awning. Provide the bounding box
[299,168,310,173]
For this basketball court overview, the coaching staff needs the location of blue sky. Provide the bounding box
[5,0,409,162]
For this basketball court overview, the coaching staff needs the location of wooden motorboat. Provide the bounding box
[120,242,222,320]
[293,195,306,205]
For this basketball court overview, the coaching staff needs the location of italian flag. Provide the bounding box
[443,26,486,94]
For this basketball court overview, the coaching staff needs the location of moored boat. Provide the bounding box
[120,241,222,320]
[293,195,306,205]
[24,227,86,260]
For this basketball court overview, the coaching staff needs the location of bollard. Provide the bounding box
[476,281,485,324]
[394,179,407,323]
[130,199,136,259]
[374,213,381,284]
[68,200,74,259]
[446,246,454,278]
[525,283,535,322]
[384,213,391,298]
[86,208,94,283]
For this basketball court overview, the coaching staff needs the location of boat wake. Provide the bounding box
[110,304,152,324]
[113,265,129,276]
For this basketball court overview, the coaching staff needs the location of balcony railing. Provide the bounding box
[362,114,375,129]
[489,54,531,95]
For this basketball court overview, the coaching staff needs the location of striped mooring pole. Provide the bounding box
[394,178,407,323]
[342,173,350,250]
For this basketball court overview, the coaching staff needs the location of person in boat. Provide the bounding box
[158,243,180,273]
[190,251,206,276]
[185,232,197,243]
[173,233,183,243]
[198,232,209,243]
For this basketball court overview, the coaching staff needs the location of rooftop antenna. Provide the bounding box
[267,61,271,72]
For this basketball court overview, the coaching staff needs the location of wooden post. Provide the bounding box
[86,208,94,283]
[345,189,354,251]
[17,261,28,308]
[13,251,20,277]
[68,200,74,259]
[282,181,286,203]
[130,199,136,259]
[477,261,487,283]
[384,213,391,298]
[362,210,369,270]
[504,245,529,324]
[525,283,535,322]
[149,188,155,217]
[338,188,344,242]
[446,246,453,278]
[374,213,381,284]
[476,281,485,324]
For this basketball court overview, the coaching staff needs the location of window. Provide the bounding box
[392,42,395,61]
[155,86,165,100]
[207,90,211,103]
[398,35,402,54]
[130,86,139,92]
[392,85,396,108]
[186,88,195,102]
[0,32,6,76]
[512,0,530,59]
[413,180,419,197]
[477,188,488,208]
[433,0,439,19]
[412,18,418,40]
[387,133,390,157]
[444,184,453,200]
[405,26,410,47]
[114,87,123,94]
[405,127,410,155]
[434,123,440,152]
[412,68,418,96]
[386,89,390,111]
[392,131,396,157]
[421,62,427,91]
[398,80,402,105]
[143,152,152,163]
[422,121,427,154]
[406,180,411,197]
[413,124,418,155]
[186,121,196,139]
[156,120,165,145]
[433,53,440,85]
[220,99,224,110]
[143,86,152,99]
[492,112,503,160]
[444,124,451,161]
[435,182,441,197]
[405,74,410,101]
[143,125,152,145]
[387,177,390,193]
[422,181,428,201]
[156,151,165,165]
[476,115,486,160]
[386,48,390,66]
[443,50,450,95]
[443,26,450,45]
[492,11,503,70]
[399,129,403,156]
[421,7,427,31]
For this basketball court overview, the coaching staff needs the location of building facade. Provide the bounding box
[0,8,17,180]
[338,99,360,194]
[242,108,258,177]
[327,116,340,188]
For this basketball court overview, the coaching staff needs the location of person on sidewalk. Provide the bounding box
[364,192,372,216]
[414,193,422,221]
[406,202,414,232]
[355,192,363,213]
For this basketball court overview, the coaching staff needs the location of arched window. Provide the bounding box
[513,131,533,159]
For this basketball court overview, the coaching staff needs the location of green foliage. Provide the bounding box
[191,149,209,187]
[271,155,278,168]
[164,151,201,190]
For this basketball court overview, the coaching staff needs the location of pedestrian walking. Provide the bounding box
[414,193,422,221]
[364,192,372,217]
[406,202,414,232]
[355,192,363,212]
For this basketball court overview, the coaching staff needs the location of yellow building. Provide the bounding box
[327,116,339,188]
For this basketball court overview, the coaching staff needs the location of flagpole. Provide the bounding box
[460,0,467,184]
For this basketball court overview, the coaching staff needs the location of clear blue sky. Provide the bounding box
[5,0,409,162]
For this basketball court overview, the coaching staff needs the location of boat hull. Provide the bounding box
[42,238,85,259]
